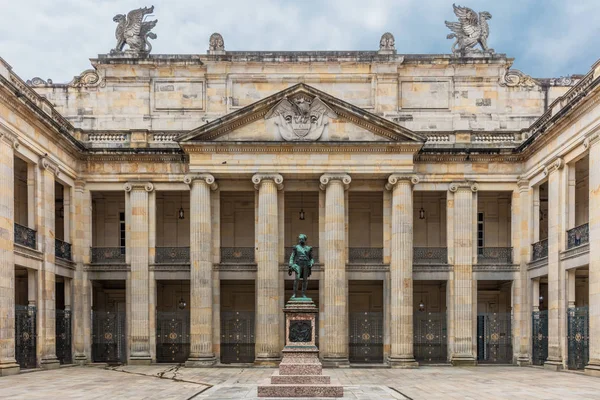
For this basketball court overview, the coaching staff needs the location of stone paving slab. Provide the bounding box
[1,365,600,399]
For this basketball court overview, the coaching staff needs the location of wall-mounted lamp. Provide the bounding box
[178,192,185,220]
[299,192,305,221]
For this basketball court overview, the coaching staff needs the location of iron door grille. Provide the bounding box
[568,306,589,370]
[15,305,36,369]
[156,311,190,363]
[349,311,384,363]
[220,311,255,363]
[414,311,448,363]
[92,311,126,364]
[532,310,548,366]
[56,309,72,364]
[477,312,513,364]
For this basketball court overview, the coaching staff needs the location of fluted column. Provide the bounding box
[320,173,351,366]
[585,133,600,376]
[449,181,478,365]
[124,181,153,364]
[39,158,60,369]
[253,173,283,365]
[184,174,218,366]
[73,181,92,364]
[386,174,419,367]
[544,159,565,370]
[0,131,19,376]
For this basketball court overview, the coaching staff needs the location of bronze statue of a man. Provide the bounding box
[288,234,314,299]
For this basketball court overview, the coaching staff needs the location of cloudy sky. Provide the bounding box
[1,0,599,82]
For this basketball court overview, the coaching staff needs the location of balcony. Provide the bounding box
[348,247,383,264]
[14,223,36,249]
[567,223,589,249]
[477,247,513,264]
[55,239,72,261]
[532,239,548,261]
[284,247,320,264]
[413,247,448,265]
[155,247,190,264]
[91,247,125,264]
[221,247,255,263]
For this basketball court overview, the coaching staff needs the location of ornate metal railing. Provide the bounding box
[532,239,548,261]
[567,306,589,370]
[220,247,255,263]
[477,247,513,264]
[567,223,589,249]
[155,247,190,264]
[413,247,448,264]
[284,247,319,263]
[91,247,126,264]
[348,247,383,263]
[55,239,72,261]
[14,223,36,249]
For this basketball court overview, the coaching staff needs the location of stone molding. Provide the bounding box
[448,181,478,193]
[123,182,154,192]
[74,180,86,192]
[183,173,218,191]
[584,132,600,149]
[40,157,60,176]
[0,124,19,146]
[500,69,539,88]
[252,173,284,190]
[542,157,563,176]
[516,177,529,192]
[319,173,351,191]
[560,244,589,261]
[385,174,419,190]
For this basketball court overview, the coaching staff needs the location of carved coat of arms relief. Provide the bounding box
[265,95,338,141]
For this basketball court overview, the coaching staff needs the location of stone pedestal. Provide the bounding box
[258,299,343,398]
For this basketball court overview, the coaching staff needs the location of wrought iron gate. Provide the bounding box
[477,312,512,363]
[532,310,548,366]
[349,311,383,363]
[220,311,255,363]
[92,311,126,364]
[414,312,447,363]
[56,309,72,364]
[156,311,190,363]
[15,305,36,369]
[568,306,589,370]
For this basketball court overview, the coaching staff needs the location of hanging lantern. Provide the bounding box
[178,297,187,310]
[178,207,185,220]
[418,301,425,312]
[299,192,305,220]
[419,207,425,220]
[299,208,305,221]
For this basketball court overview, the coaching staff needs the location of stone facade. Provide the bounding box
[0,24,598,375]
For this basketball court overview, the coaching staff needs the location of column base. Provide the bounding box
[254,357,281,367]
[40,357,61,370]
[584,360,600,377]
[543,358,563,371]
[450,355,477,366]
[388,356,419,368]
[73,353,88,365]
[321,356,350,368]
[129,356,152,366]
[185,356,217,367]
[517,354,531,366]
[0,362,20,376]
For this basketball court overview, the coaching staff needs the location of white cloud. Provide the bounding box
[0,0,598,81]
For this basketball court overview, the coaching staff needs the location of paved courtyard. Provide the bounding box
[0,365,599,399]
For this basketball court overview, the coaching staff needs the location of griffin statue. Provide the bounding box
[112,6,158,54]
[445,4,494,56]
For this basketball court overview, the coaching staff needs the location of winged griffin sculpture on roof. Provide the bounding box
[111,6,158,55]
[445,4,494,56]
[265,95,337,141]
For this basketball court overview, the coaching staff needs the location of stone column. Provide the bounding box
[515,179,532,365]
[252,174,284,365]
[0,131,19,376]
[184,174,218,366]
[544,159,564,370]
[124,182,153,364]
[449,181,478,365]
[386,174,419,368]
[73,181,91,364]
[585,133,600,376]
[39,158,60,369]
[320,173,351,366]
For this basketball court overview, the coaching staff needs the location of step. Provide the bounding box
[279,362,322,375]
[257,384,343,398]
[271,371,331,384]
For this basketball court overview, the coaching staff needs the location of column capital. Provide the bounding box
[449,181,478,193]
[252,173,283,190]
[124,182,154,192]
[385,174,419,190]
[40,157,60,177]
[584,132,600,149]
[516,177,529,193]
[184,174,218,191]
[74,180,86,192]
[542,157,563,177]
[319,173,351,191]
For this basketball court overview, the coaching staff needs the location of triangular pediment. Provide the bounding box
[177,83,425,143]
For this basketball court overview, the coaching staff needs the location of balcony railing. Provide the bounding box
[284,247,319,264]
[55,239,72,261]
[413,247,448,265]
[91,247,125,264]
[477,247,512,264]
[155,247,190,264]
[14,223,36,249]
[532,239,548,261]
[348,247,383,263]
[221,247,255,263]
[567,223,589,249]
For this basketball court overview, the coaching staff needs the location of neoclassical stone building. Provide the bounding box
[0,14,599,376]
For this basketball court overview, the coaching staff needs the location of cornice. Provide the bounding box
[385,174,420,190]
[184,173,218,191]
[181,142,420,153]
[319,173,351,190]
[252,173,284,190]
